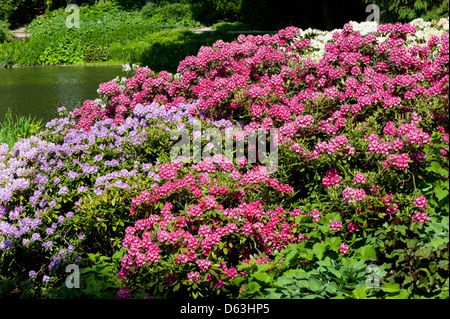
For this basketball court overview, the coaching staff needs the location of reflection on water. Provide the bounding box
[0,65,127,125]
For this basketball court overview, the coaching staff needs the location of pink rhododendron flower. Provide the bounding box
[329,220,343,231]
[339,243,349,254]
[412,212,430,223]
[188,271,200,282]
[322,168,342,187]
[414,195,428,209]
[353,173,367,184]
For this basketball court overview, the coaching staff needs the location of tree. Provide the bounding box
[361,0,449,23]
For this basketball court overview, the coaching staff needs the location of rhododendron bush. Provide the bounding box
[0,19,449,299]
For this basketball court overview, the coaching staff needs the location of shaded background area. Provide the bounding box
[2,0,449,30]
[238,0,367,31]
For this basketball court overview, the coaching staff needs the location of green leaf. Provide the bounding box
[277,276,294,287]
[438,260,449,271]
[265,291,283,299]
[312,242,326,260]
[426,161,449,176]
[352,287,367,299]
[431,237,445,249]
[386,289,411,299]
[325,237,341,252]
[416,246,434,259]
[308,278,322,292]
[406,238,419,249]
[381,282,400,293]
[253,272,271,283]
[434,182,449,201]
[246,281,261,294]
[358,245,376,259]
[296,280,310,289]
[428,222,444,234]
[327,267,342,279]
[324,282,338,294]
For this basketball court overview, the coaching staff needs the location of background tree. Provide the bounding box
[362,0,449,23]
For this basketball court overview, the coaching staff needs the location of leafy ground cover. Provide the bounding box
[0,2,203,67]
[0,18,448,299]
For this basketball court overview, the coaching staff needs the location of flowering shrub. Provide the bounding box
[1,18,449,299]
[119,161,297,298]
[0,102,238,297]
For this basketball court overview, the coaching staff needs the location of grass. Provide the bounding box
[0,109,43,148]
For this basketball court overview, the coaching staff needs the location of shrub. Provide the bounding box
[116,0,146,10]
[14,6,159,66]
[141,1,191,22]
[120,159,296,298]
[138,29,237,71]
[37,35,85,65]
[0,20,10,43]
[211,21,249,32]
[0,19,448,300]
[187,0,241,25]
[363,0,450,23]
[83,44,110,63]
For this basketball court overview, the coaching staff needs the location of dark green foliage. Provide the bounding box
[362,0,449,23]
[1,0,45,28]
[239,0,368,31]
[0,20,10,43]
[211,21,249,31]
[83,44,110,63]
[109,29,238,72]
[185,0,241,25]
[115,0,146,10]
[141,1,191,22]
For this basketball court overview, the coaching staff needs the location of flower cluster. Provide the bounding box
[119,158,303,296]
[1,18,448,299]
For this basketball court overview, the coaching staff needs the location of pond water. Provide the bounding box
[0,65,127,125]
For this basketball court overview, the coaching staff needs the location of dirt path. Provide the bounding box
[9,14,44,40]
[10,26,31,39]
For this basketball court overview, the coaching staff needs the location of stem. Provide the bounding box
[408,169,417,198]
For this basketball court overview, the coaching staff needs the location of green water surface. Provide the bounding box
[0,65,127,125]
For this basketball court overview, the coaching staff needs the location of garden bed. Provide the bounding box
[0,18,448,300]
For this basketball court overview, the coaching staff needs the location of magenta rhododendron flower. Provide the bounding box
[322,168,342,187]
[339,243,349,254]
[188,271,200,282]
[329,220,343,231]
[353,173,367,184]
[414,195,428,209]
[411,212,430,223]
